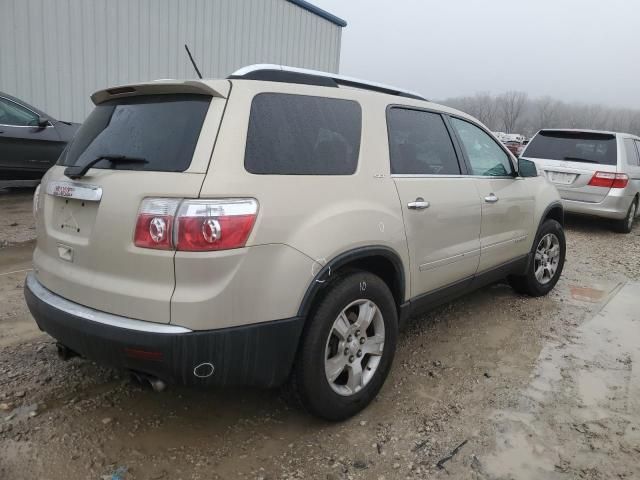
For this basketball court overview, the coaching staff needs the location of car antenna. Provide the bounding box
[184,44,203,79]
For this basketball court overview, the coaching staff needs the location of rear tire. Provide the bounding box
[508,219,566,297]
[613,198,637,234]
[290,271,398,421]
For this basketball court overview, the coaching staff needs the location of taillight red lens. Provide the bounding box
[611,175,629,188]
[134,198,258,251]
[175,199,258,251]
[588,171,629,188]
[134,198,180,249]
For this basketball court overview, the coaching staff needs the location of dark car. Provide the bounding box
[0,92,80,181]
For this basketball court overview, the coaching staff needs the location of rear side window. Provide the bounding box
[623,138,639,166]
[633,140,640,166]
[244,93,361,175]
[59,94,210,172]
[387,108,460,175]
[524,131,617,166]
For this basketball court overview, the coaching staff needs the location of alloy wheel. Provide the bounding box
[534,233,561,285]
[324,299,385,396]
[627,202,637,231]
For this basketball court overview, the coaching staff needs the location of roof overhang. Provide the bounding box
[286,0,347,27]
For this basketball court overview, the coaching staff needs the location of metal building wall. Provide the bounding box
[0,0,343,122]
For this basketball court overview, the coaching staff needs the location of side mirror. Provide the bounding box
[36,115,49,128]
[517,158,538,178]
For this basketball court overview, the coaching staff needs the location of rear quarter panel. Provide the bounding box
[196,81,410,321]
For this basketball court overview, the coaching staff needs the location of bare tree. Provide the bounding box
[498,91,527,133]
[442,92,640,138]
[472,92,499,129]
[534,96,558,131]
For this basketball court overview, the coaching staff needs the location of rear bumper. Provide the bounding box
[24,273,304,388]
[562,194,634,220]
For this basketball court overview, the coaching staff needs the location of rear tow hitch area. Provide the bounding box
[56,343,79,361]
[130,371,168,393]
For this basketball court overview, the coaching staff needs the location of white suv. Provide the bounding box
[25,65,565,420]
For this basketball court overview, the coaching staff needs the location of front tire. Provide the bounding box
[508,219,566,297]
[291,271,398,421]
[613,198,637,234]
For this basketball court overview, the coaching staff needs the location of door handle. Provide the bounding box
[408,198,430,210]
[484,193,499,203]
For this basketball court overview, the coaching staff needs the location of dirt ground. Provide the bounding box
[0,188,639,480]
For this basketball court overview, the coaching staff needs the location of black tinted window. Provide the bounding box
[387,108,460,175]
[524,131,617,165]
[245,93,361,175]
[59,94,210,172]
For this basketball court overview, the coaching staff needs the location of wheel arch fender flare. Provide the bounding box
[296,245,406,320]
[540,200,565,228]
[522,200,565,274]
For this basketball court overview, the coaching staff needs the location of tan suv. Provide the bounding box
[25,65,565,420]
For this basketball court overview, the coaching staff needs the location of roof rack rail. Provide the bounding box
[229,64,427,101]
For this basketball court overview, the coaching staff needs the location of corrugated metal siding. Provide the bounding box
[0,0,342,122]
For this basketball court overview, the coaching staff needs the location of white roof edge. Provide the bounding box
[230,64,427,101]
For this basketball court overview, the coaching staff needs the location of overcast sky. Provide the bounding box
[312,0,640,108]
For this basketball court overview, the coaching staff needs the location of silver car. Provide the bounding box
[522,129,640,233]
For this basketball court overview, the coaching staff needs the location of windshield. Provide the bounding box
[524,131,617,165]
[58,94,210,172]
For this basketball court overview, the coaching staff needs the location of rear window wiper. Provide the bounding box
[563,156,600,164]
[64,155,148,179]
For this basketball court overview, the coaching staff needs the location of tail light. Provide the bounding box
[175,199,258,251]
[588,172,629,188]
[134,198,258,251]
[134,198,181,249]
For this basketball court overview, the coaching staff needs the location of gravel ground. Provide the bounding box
[0,187,37,247]
[0,191,639,480]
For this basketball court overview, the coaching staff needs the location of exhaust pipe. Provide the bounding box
[130,371,167,392]
[149,377,167,393]
[56,343,79,361]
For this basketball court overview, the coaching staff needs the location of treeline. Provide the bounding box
[440,91,640,138]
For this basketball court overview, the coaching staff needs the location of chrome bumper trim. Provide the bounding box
[26,272,192,334]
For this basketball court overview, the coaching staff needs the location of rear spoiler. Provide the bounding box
[91,79,230,105]
[538,130,616,140]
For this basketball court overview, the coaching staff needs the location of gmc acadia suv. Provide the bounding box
[25,65,566,420]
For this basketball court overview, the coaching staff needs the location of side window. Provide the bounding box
[634,140,640,166]
[387,108,460,175]
[244,93,361,175]
[0,98,38,126]
[623,138,639,167]
[450,117,514,176]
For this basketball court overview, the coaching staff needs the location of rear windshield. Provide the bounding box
[244,93,362,175]
[524,131,617,165]
[58,94,210,172]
